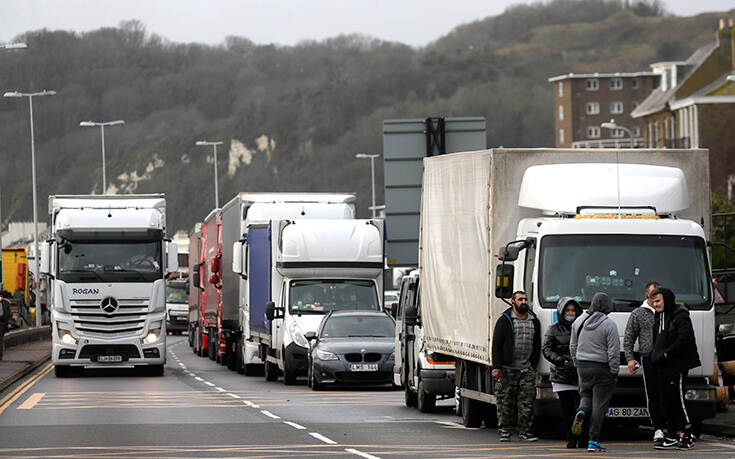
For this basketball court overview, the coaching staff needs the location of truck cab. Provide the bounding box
[394,270,456,412]
[166,278,188,335]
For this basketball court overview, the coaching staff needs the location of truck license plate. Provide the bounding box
[607,407,649,418]
[97,355,123,363]
[349,363,378,372]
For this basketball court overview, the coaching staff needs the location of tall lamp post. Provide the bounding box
[196,140,223,208]
[80,120,125,194]
[601,119,635,148]
[355,153,380,219]
[4,89,56,327]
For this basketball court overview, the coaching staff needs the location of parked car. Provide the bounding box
[306,310,395,389]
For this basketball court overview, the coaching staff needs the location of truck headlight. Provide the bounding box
[316,349,339,361]
[685,389,715,401]
[289,322,309,348]
[144,321,162,344]
[57,323,76,345]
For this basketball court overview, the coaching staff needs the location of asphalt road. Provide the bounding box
[1,335,734,458]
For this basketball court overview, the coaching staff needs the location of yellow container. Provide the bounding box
[1,247,29,303]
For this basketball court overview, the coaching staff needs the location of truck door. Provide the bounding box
[393,278,407,384]
[246,225,271,341]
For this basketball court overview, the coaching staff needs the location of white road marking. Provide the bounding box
[203,382,215,387]
[309,432,337,445]
[283,421,306,430]
[215,387,226,392]
[345,448,381,459]
[194,377,204,382]
[261,410,281,419]
[227,393,241,399]
[242,400,260,408]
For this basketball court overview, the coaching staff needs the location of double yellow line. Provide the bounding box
[0,362,53,415]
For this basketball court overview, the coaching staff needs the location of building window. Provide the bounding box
[586,102,600,114]
[558,105,564,121]
[632,126,641,137]
[631,78,639,89]
[611,128,625,138]
[558,82,563,97]
[587,126,600,139]
[610,102,624,114]
[610,78,623,90]
[586,79,599,91]
[559,128,565,144]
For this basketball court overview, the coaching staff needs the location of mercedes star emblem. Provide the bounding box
[100,297,119,314]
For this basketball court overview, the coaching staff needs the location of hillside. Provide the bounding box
[0,1,731,232]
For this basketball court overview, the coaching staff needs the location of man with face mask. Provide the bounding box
[491,290,541,442]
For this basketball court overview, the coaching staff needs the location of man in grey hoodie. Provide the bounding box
[569,292,620,452]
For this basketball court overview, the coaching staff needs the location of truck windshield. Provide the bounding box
[57,240,163,283]
[290,279,379,314]
[539,234,711,311]
[167,288,187,304]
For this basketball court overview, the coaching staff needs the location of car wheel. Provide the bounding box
[310,363,323,391]
[417,378,436,413]
[404,385,418,408]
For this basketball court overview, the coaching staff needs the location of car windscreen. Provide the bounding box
[320,315,395,338]
[58,240,163,283]
[290,279,379,314]
[539,234,711,311]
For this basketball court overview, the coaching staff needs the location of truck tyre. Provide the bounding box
[483,404,498,428]
[54,365,75,378]
[460,394,483,428]
[147,364,165,377]
[188,326,194,347]
[404,385,418,407]
[243,364,261,376]
[226,338,237,371]
[235,337,244,374]
[282,351,297,385]
[417,378,436,413]
[208,329,217,360]
[264,360,279,382]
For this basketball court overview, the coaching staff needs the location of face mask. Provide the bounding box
[564,315,576,322]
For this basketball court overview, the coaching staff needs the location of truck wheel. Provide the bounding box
[282,352,297,385]
[235,337,244,374]
[147,364,165,377]
[243,364,261,376]
[226,339,237,371]
[188,326,194,347]
[461,394,483,428]
[54,365,75,378]
[264,360,279,382]
[208,330,217,360]
[484,404,498,428]
[404,385,418,407]
[417,378,436,413]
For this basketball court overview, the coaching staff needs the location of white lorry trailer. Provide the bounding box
[219,193,356,374]
[43,194,178,377]
[417,148,716,432]
[233,218,385,384]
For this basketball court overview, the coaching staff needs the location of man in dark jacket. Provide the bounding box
[491,290,541,442]
[542,297,585,448]
[650,288,700,450]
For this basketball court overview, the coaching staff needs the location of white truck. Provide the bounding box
[42,194,178,377]
[417,148,717,432]
[233,218,385,384]
[219,193,356,374]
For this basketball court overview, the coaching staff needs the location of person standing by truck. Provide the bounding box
[623,281,663,446]
[542,297,585,448]
[650,287,700,450]
[491,290,541,442]
[570,292,619,452]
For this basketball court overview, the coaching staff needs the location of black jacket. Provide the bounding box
[492,306,541,370]
[652,288,701,376]
[542,297,583,385]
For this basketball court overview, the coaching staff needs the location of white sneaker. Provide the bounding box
[653,429,664,441]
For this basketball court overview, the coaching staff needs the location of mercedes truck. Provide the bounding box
[43,194,178,377]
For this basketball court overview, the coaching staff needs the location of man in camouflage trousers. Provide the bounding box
[491,291,542,441]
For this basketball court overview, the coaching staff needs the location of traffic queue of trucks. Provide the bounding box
[38,146,718,436]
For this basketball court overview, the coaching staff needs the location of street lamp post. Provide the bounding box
[601,119,635,148]
[355,153,380,219]
[196,141,223,208]
[4,90,56,327]
[80,120,125,194]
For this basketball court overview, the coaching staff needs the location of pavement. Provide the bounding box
[0,329,51,393]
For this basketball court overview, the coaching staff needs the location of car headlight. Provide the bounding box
[316,349,339,361]
[685,389,715,401]
[289,322,309,348]
[57,323,77,345]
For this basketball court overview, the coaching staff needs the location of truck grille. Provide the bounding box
[70,298,149,337]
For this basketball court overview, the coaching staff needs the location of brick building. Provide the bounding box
[631,19,735,193]
[548,72,657,148]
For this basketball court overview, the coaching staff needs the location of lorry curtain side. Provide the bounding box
[220,203,241,326]
[247,225,272,338]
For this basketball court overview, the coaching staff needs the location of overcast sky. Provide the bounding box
[2,0,734,48]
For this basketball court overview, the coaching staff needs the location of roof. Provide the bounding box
[548,72,657,83]
[631,42,719,118]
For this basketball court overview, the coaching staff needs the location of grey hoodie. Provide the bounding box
[570,293,620,374]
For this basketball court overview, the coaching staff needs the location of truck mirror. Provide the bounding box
[232,242,243,274]
[304,331,317,341]
[193,264,202,290]
[265,301,276,321]
[211,255,221,274]
[389,304,398,319]
[167,242,179,274]
[495,263,514,298]
[404,304,419,326]
[40,242,51,276]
